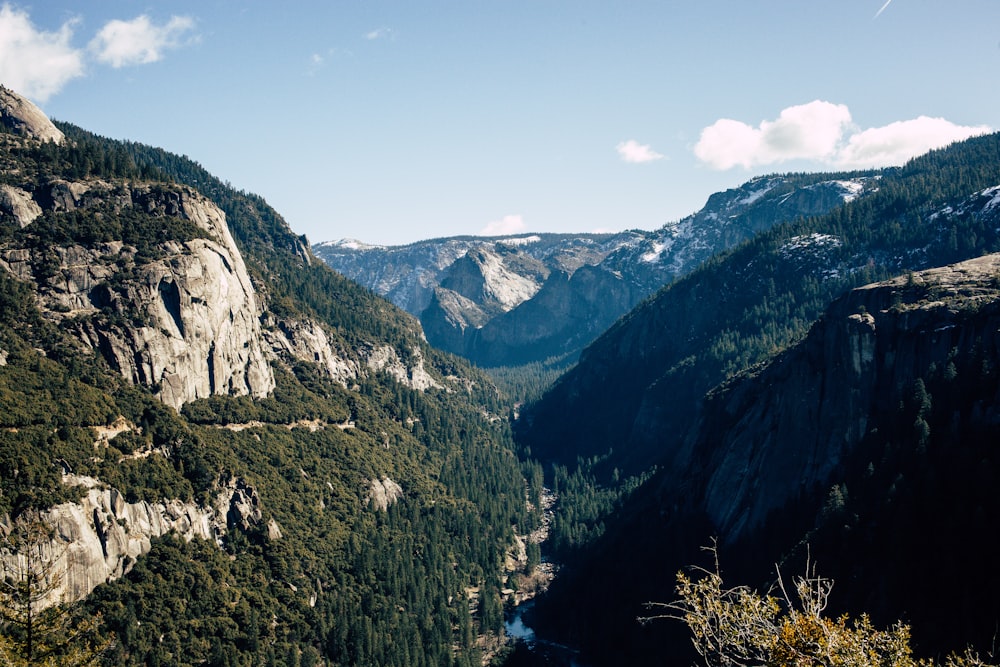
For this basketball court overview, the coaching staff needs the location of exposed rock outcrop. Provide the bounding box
[0,86,64,143]
[467,265,637,367]
[215,474,263,531]
[267,317,443,392]
[0,184,43,227]
[0,471,268,608]
[365,344,442,391]
[0,183,275,409]
[367,476,403,511]
[265,316,363,386]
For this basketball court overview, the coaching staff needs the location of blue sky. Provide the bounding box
[2,1,998,245]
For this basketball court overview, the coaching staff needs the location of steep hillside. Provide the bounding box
[0,87,532,666]
[517,133,1000,476]
[532,253,1000,665]
[315,174,876,368]
[516,135,1000,664]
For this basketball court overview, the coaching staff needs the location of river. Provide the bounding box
[503,600,589,667]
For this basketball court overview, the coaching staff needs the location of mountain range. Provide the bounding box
[314,173,878,367]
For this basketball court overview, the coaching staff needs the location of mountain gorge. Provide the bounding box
[315,174,877,368]
[4,81,1000,667]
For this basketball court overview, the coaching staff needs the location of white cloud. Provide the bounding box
[365,27,396,41]
[616,139,664,164]
[0,3,84,102]
[695,100,991,171]
[0,6,198,103]
[695,101,852,169]
[480,214,527,236]
[838,116,992,169]
[307,52,325,76]
[90,14,195,68]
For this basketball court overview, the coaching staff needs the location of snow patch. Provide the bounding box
[930,185,1000,222]
[779,233,843,255]
[981,185,1000,213]
[327,238,384,251]
[930,206,954,221]
[737,180,778,206]
[641,241,667,263]
[497,235,542,247]
[832,179,867,203]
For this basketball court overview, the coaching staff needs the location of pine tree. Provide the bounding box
[0,512,112,666]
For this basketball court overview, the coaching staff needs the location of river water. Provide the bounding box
[503,601,589,667]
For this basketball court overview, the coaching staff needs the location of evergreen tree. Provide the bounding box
[0,512,112,665]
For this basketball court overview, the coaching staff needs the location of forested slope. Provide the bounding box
[0,91,534,666]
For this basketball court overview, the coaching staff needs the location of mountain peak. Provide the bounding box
[0,86,65,144]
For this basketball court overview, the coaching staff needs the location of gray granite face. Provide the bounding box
[0,86,65,144]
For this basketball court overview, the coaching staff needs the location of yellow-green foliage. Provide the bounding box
[644,546,995,667]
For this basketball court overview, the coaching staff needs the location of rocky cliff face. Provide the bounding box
[529,253,1000,667]
[639,253,1000,544]
[265,316,364,385]
[0,180,276,410]
[0,88,448,407]
[0,87,469,613]
[466,265,637,366]
[0,86,64,144]
[316,175,877,367]
[0,87,534,666]
[0,469,271,608]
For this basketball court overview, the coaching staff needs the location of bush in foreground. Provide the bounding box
[642,545,995,667]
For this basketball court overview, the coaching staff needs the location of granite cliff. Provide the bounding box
[0,181,276,410]
[0,88,447,410]
[0,86,64,144]
[1,469,269,607]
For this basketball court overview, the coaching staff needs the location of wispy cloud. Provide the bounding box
[616,139,664,164]
[90,14,196,68]
[306,48,354,75]
[365,27,396,41]
[0,3,84,102]
[694,100,991,171]
[480,214,527,236]
[874,0,894,19]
